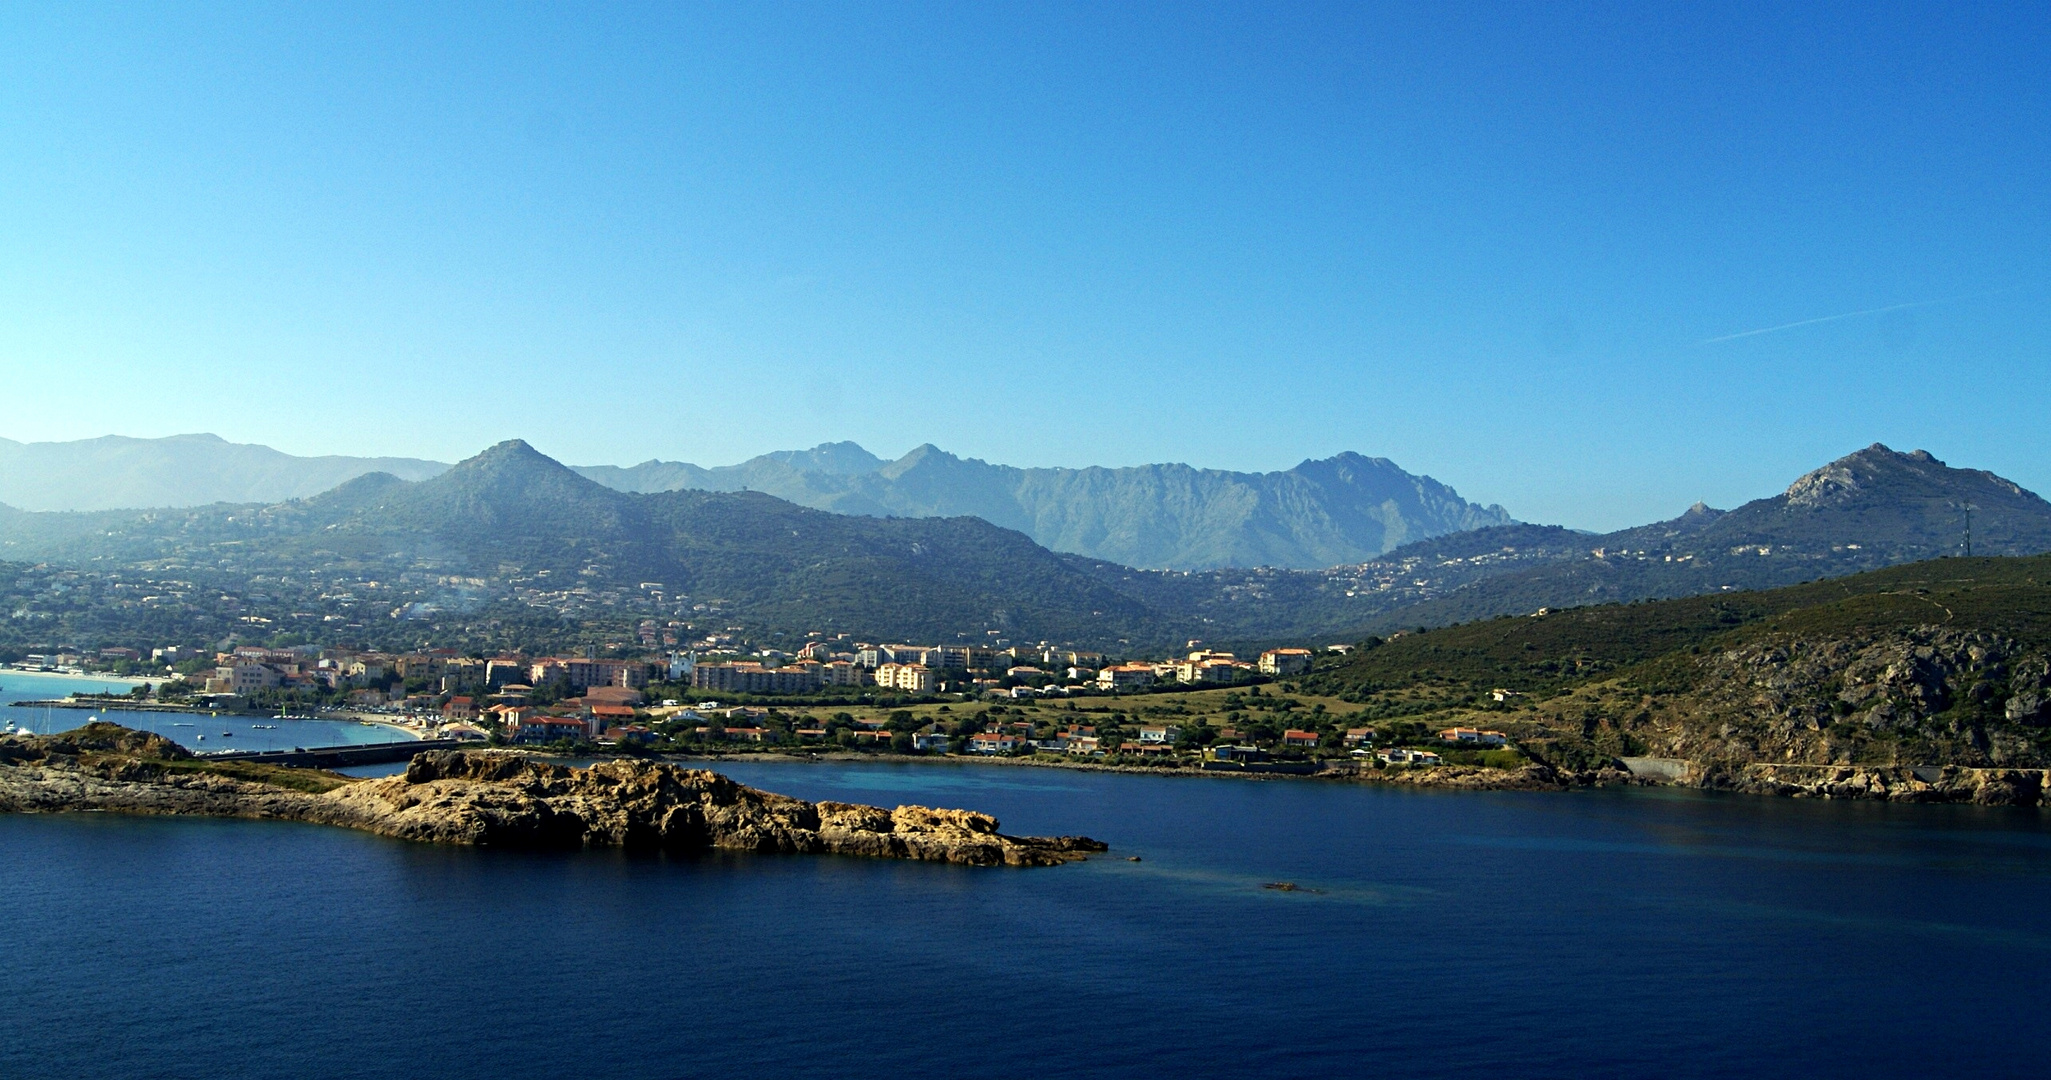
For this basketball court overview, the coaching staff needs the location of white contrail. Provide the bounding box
[1700,283,2038,345]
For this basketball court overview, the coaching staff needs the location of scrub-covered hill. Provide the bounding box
[1303,555,2051,771]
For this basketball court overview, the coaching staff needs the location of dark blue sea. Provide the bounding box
[4,753,2049,1080]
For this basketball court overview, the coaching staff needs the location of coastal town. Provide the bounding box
[3,635,1518,771]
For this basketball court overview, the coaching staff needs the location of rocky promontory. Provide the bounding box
[0,724,1105,866]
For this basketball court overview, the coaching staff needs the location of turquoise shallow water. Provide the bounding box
[2,754,2047,1079]
[0,671,414,752]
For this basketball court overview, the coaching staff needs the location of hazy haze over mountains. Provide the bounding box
[0,434,1513,572]
[0,434,447,512]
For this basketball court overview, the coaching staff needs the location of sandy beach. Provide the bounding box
[0,667,151,687]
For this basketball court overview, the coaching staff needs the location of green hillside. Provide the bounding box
[1304,555,2051,770]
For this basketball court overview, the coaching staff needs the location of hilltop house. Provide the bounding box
[1439,728,1507,746]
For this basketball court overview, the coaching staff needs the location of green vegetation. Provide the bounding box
[84,754,355,794]
[18,722,356,793]
[1305,555,2051,770]
[1308,556,2051,701]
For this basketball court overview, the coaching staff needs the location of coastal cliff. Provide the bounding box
[0,724,1105,866]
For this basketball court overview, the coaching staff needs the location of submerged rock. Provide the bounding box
[0,730,1105,867]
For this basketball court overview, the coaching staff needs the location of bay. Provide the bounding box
[0,671,417,752]
[2,754,2047,1079]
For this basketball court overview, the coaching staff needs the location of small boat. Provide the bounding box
[196,734,205,741]
[220,732,233,738]
[170,722,195,727]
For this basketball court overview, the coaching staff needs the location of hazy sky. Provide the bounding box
[3,3,2046,531]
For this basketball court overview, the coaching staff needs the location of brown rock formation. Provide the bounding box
[0,727,1105,866]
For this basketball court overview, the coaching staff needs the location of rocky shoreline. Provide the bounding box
[0,724,1106,866]
[1690,761,2049,806]
[666,747,2051,806]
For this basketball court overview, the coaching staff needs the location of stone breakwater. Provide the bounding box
[0,725,1105,866]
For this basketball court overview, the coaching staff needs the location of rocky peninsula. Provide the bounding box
[0,723,1106,866]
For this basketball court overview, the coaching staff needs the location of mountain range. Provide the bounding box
[0,441,1186,650]
[0,434,1511,571]
[1098,443,2051,642]
[2,439,2048,657]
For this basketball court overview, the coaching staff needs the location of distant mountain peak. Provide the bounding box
[475,438,544,460]
[1784,443,1974,508]
[1852,441,1941,466]
[760,441,887,475]
[1309,450,1399,470]
[430,441,603,499]
[880,443,968,480]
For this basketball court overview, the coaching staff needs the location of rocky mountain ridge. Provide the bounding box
[1284,444,2051,632]
[575,443,1515,571]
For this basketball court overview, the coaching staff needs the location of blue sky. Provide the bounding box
[2,2,2046,531]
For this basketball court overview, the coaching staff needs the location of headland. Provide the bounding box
[0,723,1105,866]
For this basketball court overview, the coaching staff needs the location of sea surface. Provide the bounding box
[3,751,2048,1079]
[0,671,414,752]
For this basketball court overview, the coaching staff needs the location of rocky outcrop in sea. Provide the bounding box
[0,725,1106,866]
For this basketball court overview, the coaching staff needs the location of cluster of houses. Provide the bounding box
[879,719,1514,766]
[194,646,658,703]
[687,643,1318,698]
[688,643,1100,696]
[136,631,1363,750]
[124,633,1334,718]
